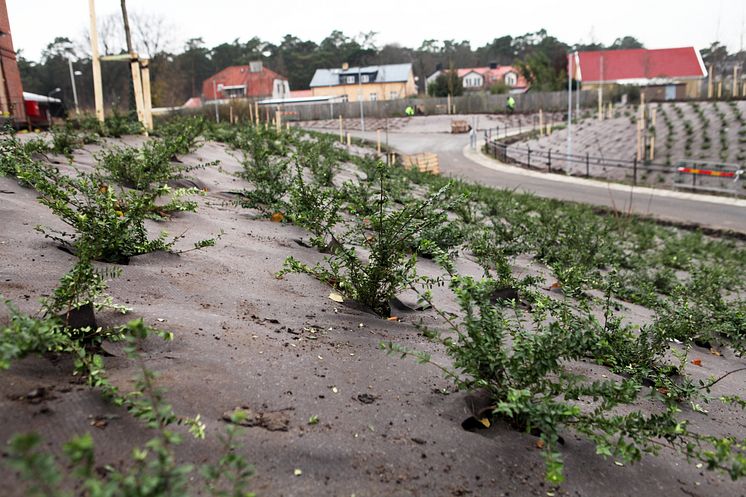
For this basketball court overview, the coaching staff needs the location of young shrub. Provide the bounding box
[19,165,173,264]
[153,116,207,156]
[280,163,455,316]
[384,273,746,484]
[286,166,342,251]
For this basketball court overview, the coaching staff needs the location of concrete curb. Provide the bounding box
[464,144,746,208]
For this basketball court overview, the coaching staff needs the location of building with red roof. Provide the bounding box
[426,65,528,93]
[572,47,707,100]
[202,62,290,102]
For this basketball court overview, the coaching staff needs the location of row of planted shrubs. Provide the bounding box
[3,116,746,489]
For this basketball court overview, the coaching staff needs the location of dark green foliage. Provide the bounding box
[18,164,173,263]
[427,70,464,97]
[281,163,456,315]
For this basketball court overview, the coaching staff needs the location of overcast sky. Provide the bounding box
[7,0,746,61]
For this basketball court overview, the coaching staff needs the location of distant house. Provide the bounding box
[309,63,417,102]
[426,65,528,93]
[202,62,290,102]
[572,47,707,100]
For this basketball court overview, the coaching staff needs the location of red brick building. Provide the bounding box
[0,0,25,122]
[202,62,290,102]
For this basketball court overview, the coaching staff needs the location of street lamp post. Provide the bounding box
[68,59,82,115]
[46,87,61,125]
[358,65,365,132]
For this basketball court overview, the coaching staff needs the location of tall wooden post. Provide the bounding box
[376,129,381,153]
[141,59,153,130]
[129,56,146,131]
[708,64,714,99]
[248,101,254,123]
[717,81,722,99]
[339,115,343,143]
[88,0,104,122]
[733,66,739,97]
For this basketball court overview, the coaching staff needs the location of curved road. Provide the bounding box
[347,130,746,235]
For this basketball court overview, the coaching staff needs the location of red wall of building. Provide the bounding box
[0,0,26,122]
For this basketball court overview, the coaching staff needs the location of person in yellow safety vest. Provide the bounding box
[506,96,516,114]
[405,105,415,116]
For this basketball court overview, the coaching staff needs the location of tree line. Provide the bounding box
[17,20,743,112]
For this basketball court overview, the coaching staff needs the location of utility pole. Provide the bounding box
[88,0,104,122]
[567,52,573,159]
[598,56,604,120]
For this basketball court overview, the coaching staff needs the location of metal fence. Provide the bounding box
[276,90,598,121]
[485,139,745,196]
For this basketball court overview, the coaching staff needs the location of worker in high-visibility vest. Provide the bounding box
[506,96,516,114]
[405,105,415,117]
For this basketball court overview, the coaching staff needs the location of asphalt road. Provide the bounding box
[346,130,746,235]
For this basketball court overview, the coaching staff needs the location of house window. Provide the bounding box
[504,72,517,87]
[346,75,355,84]
[369,93,377,101]
[361,74,370,83]
[389,91,398,100]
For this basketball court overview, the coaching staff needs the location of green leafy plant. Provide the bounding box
[384,273,746,484]
[19,165,173,264]
[4,321,255,497]
[280,163,455,316]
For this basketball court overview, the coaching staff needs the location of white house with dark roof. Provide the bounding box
[309,63,417,102]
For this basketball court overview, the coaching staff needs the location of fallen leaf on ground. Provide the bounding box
[387,316,399,321]
[478,417,490,428]
[709,348,721,356]
[328,292,344,303]
[535,439,545,449]
[691,359,702,367]
[270,212,285,222]
[294,468,302,476]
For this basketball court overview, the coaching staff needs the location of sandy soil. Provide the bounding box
[1,137,746,497]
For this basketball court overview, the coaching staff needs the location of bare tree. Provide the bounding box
[131,12,170,57]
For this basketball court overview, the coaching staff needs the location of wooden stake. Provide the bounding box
[248,101,254,123]
[651,108,657,128]
[88,0,104,122]
[346,133,351,147]
[229,104,233,124]
[718,81,722,99]
[708,64,714,99]
[733,66,738,97]
[255,102,260,126]
[377,129,381,153]
[339,115,343,143]
[130,58,146,133]
[539,109,544,136]
[140,59,153,130]
[598,87,603,120]
[649,135,655,161]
